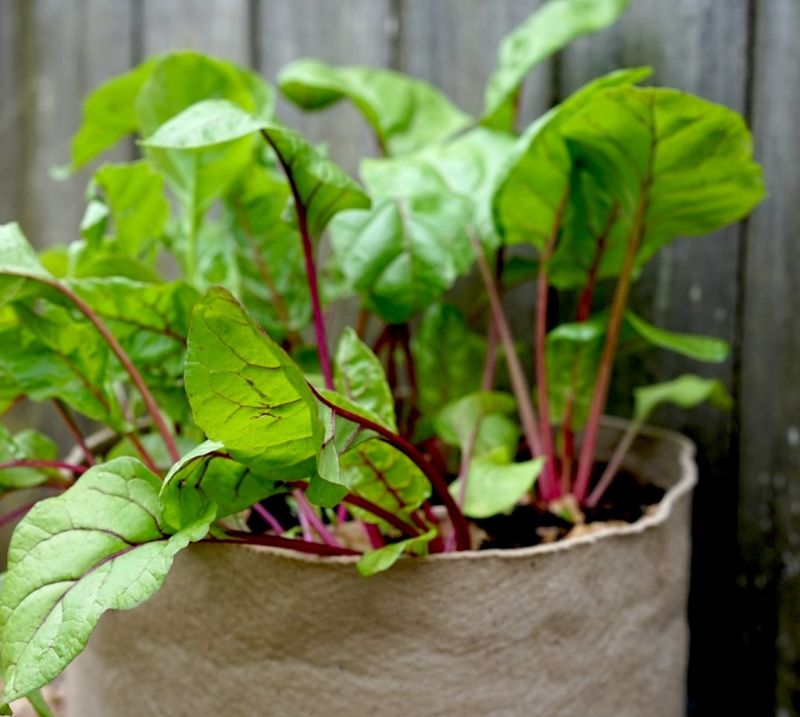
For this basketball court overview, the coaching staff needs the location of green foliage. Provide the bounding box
[280,59,471,156]
[0,458,212,706]
[435,392,519,460]
[633,375,733,423]
[0,427,58,490]
[356,529,437,576]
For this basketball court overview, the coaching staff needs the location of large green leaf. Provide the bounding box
[160,441,283,531]
[557,86,765,279]
[624,311,729,363]
[184,287,319,478]
[279,59,471,156]
[330,195,473,323]
[482,0,630,130]
[450,450,545,519]
[492,68,651,251]
[68,57,159,172]
[633,374,732,423]
[334,328,396,431]
[361,127,516,247]
[0,458,212,705]
[411,304,486,418]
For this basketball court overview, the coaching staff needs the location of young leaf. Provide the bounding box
[624,311,729,363]
[260,123,371,238]
[69,57,160,172]
[184,286,319,478]
[450,450,545,519]
[334,328,396,431]
[356,529,437,577]
[546,318,605,429]
[482,0,630,130]
[160,441,282,532]
[279,59,471,156]
[434,391,518,460]
[339,439,431,534]
[411,304,486,418]
[633,374,733,423]
[0,427,59,490]
[0,458,213,705]
[330,195,473,323]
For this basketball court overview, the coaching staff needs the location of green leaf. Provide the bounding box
[24,689,55,717]
[160,441,282,531]
[482,0,630,130]
[334,328,396,431]
[633,374,733,423]
[330,195,473,323]
[492,68,651,251]
[0,224,52,284]
[434,391,518,460]
[261,123,371,238]
[545,317,605,429]
[450,451,545,519]
[361,127,516,248]
[624,311,729,363]
[411,304,486,418]
[339,439,431,534]
[185,286,319,478]
[559,86,765,277]
[69,57,159,172]
[356,529,436,577]
[0,427,58,490]
[140,99,270,150]
[280,59,471,156]
[92,161,169,255]
[0,458,213,703]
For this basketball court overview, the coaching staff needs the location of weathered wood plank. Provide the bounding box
[559,2,751,713]
[141,0,251,64]
[254,0,394,174]
[0,1,23,227]
[741,2,800,713]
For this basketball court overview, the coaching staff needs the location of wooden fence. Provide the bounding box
[0,1,797,714]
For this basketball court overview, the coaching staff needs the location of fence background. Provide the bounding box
[0,1,797,714]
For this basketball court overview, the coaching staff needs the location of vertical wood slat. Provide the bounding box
[559,2,751,713]
[741,1,800,714]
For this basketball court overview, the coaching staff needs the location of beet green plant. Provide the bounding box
[0,0,763,711]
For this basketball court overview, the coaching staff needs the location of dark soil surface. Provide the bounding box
[476,467,665,550]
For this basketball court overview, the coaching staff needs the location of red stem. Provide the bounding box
[205,532,360,557]
[308,384,471,550]
[0,501,39,528]
[0,459,86,475]
[53,399,95,466]
[261,130,333,389]
[294,489,341,547]
[341,495,421,539]
[127,432,161,476]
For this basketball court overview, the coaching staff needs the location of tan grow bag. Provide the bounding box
[66,419,697,717]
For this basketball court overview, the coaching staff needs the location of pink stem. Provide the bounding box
[53,400,95,466]
[293,489,341,547]
[261,130,333,389]
[0,501,39,528]
[252,503,285,534]
[585,421,641,508]
[0,459,86,475]
[361,521,385,549]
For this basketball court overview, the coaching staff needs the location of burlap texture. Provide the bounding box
[66,419,696,717]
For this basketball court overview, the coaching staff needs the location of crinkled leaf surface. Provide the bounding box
[0,458,213,705]
[633,374,732,423]
[0,427,58,490]
[279,59,471,156]
[330,195,473,323]
[450,451,545,519]
[357,529,437,577]
[339,439,431,534]
[160,441,282,532]
[334,328,396,431]
[624,311,729,363]
[411,304,486,419]
[185,287,319,478]
[260,123,371,238]
[482,0,630,130]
